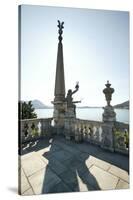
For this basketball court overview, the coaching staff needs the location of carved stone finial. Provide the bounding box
[57,20,64,42]
[103,80,114,106]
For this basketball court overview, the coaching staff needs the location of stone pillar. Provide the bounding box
[101,81,116,151]
[52,21,67,134]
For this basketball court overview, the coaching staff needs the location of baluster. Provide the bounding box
[75,123,79,142]
[89,126,93,140]
[84,124,88,141]
[86,125,90,140]
[37,121,41,136]
[95,126,100,142]
[23,123,29,138]
[92,126,96,140]
[99,126,103,142]
[31,122,36,137]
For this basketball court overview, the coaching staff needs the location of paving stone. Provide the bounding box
[59,169,79,191]
[89,165,118,190]
[39,156,49,165]
[62,157,75,167]
[108,165,129,182]
[28,167,61,194]
[76,172,95,192]
[20,136,129,194]
[98,151,129,172]
[21,154,47,177]
[20,168,31,194]
[76,143,102,155]
[51,150,73,162]
[22,188,34,196]
[85,156,111,171]
[21,152,36,161]
[55,141,81,155]
[48,158,67,175]
[48,182,71,193]
[68,159,88,176]
[116,179,129,189]
[36,146,51,156]
[76,152,90,162]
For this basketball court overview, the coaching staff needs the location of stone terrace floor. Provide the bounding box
[19,135,129,195]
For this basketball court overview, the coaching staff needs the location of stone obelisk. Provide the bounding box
[52,20,67,133]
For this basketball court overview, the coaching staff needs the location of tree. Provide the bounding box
[19,101,37,119]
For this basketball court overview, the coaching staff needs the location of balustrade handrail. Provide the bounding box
[20,117,53,122]
[114,121,129,129]
[75,118,103,125]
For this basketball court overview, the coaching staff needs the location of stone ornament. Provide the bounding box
[103,80,114,106]
[57,20,64,42]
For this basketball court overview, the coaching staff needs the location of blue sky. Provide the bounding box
[20,5,129,106]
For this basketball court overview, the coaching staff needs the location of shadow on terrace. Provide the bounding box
[20,134,129,194]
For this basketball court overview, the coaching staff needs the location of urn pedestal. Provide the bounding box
[101,105,116,151]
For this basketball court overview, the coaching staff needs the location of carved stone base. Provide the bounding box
[52,101,67,134]
[65,107,76,118]
[101,123,114,152]
[102,105,116,122]
[64,115,76,139]
[65,134,71,140]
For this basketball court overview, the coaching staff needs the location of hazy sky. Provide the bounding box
[20,5,129,106]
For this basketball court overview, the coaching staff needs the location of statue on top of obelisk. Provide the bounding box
[57,20,64,42]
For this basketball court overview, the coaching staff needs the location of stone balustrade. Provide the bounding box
[64,118,129,155]
[19,118,53,144]
[19,117,129,155]
[74,119,103,145]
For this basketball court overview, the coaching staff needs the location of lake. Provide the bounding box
[35,108,129,124]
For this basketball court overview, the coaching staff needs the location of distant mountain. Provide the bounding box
[114,101,129,109]
[32,99,50,109]
[77,106,102,108]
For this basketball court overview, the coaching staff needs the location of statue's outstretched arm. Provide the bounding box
[72,88,78,95]
[72,82,79,95]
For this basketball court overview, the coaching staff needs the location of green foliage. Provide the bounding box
[19,101,37,119]
[114,130,129,148]
[124,131,129,148]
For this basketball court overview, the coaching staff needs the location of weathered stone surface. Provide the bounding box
[29,167,61,194]
[21,152,36,161]
[101,123,114,151]
[22,188,34,195]
[48,182,71,193]
[51,150,72,161]
[69,160,87,176]
[20,136,129,195]
[116,179,129,189]
[108,165,129,182]
[20,168,31,194]
[76,173,95,191]
[102,105,116,122]
[21,154,47,177]
[54,42,65,100]
[48,158,67,175]
[89,165,118,190]
[85,156,111,171]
